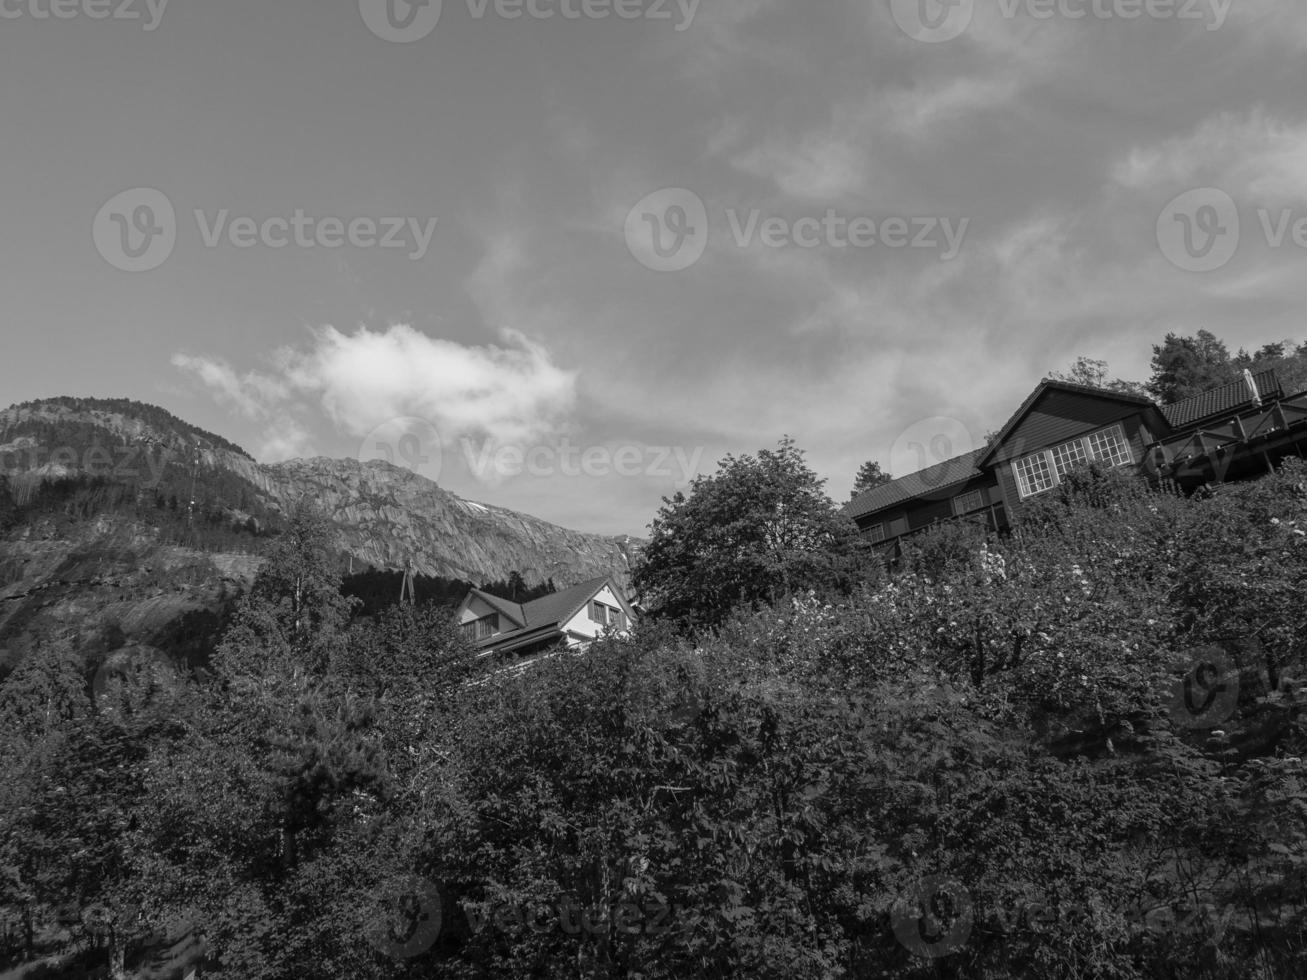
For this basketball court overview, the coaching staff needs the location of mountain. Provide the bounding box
[259,456,641,585]
[0,397,640,674]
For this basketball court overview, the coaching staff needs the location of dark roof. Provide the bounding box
[469,576,624,649]
[1161,370,1283,430]
[978,380,1158,469]
[471,590,526,628]
[518,576,616,628]
[844,448,987,521]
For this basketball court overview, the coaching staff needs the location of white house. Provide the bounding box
[454,575,636,659]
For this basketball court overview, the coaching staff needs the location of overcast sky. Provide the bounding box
[3,0,1306,536]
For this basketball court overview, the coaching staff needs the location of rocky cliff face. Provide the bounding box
[0,398,640,671]
[0,399,637,589]
[259,457,638,587]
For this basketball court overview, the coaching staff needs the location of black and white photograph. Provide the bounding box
[2,0,1307,977]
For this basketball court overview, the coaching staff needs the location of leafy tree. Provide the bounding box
[1233,340,1307,396]
[850,460,893,499]
[634,438,875,628]
[216,504,355,674]
[1049,355,1151,399]
[1147,330,1237,403]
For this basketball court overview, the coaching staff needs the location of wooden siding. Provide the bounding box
[989,392,1148,465]
[856,476,1001,542]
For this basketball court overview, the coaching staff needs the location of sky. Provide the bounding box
[3,0,1307,537]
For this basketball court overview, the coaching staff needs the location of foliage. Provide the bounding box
[850,460,893,500]
[7,458,1307,979]
[634,437,878,629]
[1049,356,1151,400]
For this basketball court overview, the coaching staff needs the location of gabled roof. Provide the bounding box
[977,380,1158,469]
[517,575,618,629]
[1161,370,1282,430]
[467,575,631,651]
[467,589,526,628]
[845,448,987,521]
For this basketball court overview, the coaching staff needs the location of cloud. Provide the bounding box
[1112,108,1307,203]
[174,325,578,462]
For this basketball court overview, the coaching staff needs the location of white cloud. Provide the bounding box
[174,324,577,462]
[1112,108,1307,203]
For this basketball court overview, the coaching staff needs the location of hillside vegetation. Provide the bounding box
[2,449,1306,979]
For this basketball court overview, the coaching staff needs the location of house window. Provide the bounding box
[866,523,886,544]
[952,489,985,516]
[1050,439,1088,479]
[463,613,500,640]
[1014,452,1054,498]
[1088,426,1133,467]
[590,601,627,630]
[1013,424,1135,499]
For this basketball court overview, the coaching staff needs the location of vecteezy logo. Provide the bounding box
[1168,646,1240,730]
[891,876,974,959]
[889,0,974,42]
[357,417,443,482]
[367,876,443,959]
[624,188,709,273]
[1157,188,1240,273]
[360,0,443,42]
[890,417,975,496]
[93,188,177,272]
[91,646,179,713]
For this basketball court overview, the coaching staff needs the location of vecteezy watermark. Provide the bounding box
[1156,188,1241,273]
[1167,645,1240,730]
[889,417,978,498]
[367,878,672,957]
[353,417,702,485]
[93,188,178,273]
[889,0,1230,43]
[0,0,170,30]
[892,876,974,959]
[92,646,181,713]
[0,440,174,488]
[368,876,444,959]
[461,437,704,483]
[1157,187,1307,273]
[359,0,699,43]
[893,875,1245,954]
[624,188,970,272]
[93,188,440,272]
[462,895,674,937]
[357,417,444,483]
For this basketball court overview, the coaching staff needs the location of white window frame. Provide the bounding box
[866,523,886,544]
[590,601,627,630]
[1012,423,1135,499]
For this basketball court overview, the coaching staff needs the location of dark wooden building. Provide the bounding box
[847,370,1307,559]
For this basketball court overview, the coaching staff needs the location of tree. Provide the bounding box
[0,475,15,532]
[1049,356,1151,399]
[850,460,893,500]
[1233,340,1307,396]
[1147,330,1236,404]
[633,438,874,628]
[216,503,355,675]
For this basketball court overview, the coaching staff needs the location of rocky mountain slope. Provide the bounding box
[0,397,640,672]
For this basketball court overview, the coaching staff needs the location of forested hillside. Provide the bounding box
[3,450,1305,979]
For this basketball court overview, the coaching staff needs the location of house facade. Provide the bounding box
[847,370,1307,559]
[455,575,636,660]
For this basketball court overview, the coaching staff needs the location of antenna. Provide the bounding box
[400,558,417,607]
